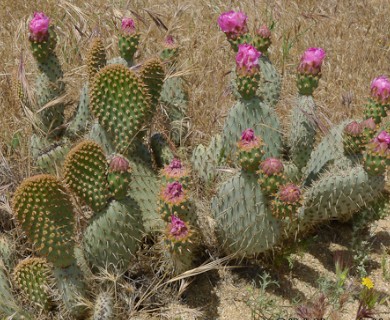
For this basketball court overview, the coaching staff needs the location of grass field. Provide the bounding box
[0,0,389,319]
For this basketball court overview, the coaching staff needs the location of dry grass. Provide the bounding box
[0,0,389,319]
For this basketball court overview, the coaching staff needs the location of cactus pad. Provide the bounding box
[89,64,151,153]
[63,140,110,212]
[13,175,75,267]
[13,257,54,311]
[87,37,107,83]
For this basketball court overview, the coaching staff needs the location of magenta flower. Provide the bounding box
[370,76,390,104]
[218,11,248,39]
[241,128,256,142]
[109,155,130,172]
[374,131,390,145]
[169,215,189,240]
[169,158,182,170]
[279,184,301,204]
[121,17,136,34]
[236,44,261,73]
[163,181,184,201]
[165,35,175,46]
[256,24,271,38]
[298,47,326,75]
[260,158,284,175]
[29,12,50,42]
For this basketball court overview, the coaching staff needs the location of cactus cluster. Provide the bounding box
[2,8,389,319]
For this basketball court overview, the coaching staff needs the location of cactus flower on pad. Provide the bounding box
[108,154,131,200]
[119,17,140,65]
[167,215,191,243]
[297,47,326,95]
[343,121,365,154]
[29,12,50,42]
[161,158,190,186]
[235,44,262,99]
[370,76,390,105]
[121,17,136,34]
[258,158,285,195]
[159,181,191,222]
[218,11,248,39]
[364,131,390,175]
[253,24,272,54]
[272,184,302,219]
[237,128,265,172]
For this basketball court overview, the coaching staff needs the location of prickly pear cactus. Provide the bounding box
[13,257,54,311]
[83,198,144,270]
[86,36,107,83]
[63,140,110,212]
[93,292,114,320]
[89,64,151,153]
[211,172,283,256]
[13,175,75,268]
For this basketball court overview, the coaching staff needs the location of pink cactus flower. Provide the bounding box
[169,158,182,170]
[236,44,261,74]
[256,24,271,38]
[163,181,184,202]
[241,128,256,142]
[260,158,284,175]
[218,11,248,39]
[374,131,390,145]
[370,76,390,104]
[121,17,136,34]
[360,118,376,131]
[344,121,362,137]
[29,12,50,42]
[298,47,326,75]
[279,184,301,204]
[169,215,189,240]
[109,155,130,172]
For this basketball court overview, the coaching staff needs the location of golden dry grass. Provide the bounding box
[0,0,389,319]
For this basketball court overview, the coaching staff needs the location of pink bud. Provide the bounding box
[360,118,376,131]
[374,131,390,145]
[344,121,362,136]
[109,155,130,172]
[163,181,183,200]
[236,44,261,73]
[169,215,189,240]
[370,76,390,104]
[218,11,248,39]
[169,158,182,170]
[256,24,271,38]
[298,47,326,75]
[121,17,136,34]
[29,12,50,42]
[241,128,256,142]
[260,158,284,175]
[279,184,301,204]
[165,35,175,46]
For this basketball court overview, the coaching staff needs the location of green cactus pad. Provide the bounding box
[222,98,282,162]
[211,172,282,256]
[301,166,385,228]
[31,134,69,175]
[296,73,321,96]
[53,263,88,319]
[303,121,351,186]
[13,257,54,311]
[13,175,75,268]
[0,263,32,319]
[83,198,144,270]
[88,122,115,155]
[252,35,271,55]
[227,34,252,52]
[160,76,189,146]
[191,134,223,183]
[288,95,318,170]
[67,83,91,137]
[236,72,261,100]
[87,37,107,83]
[150,133,175,168]
[363,144,390,175]
[258,172,285,196]
[93,292,114,320]
[118,33,140,65]
[63,140,110,212]
[30,28,57,63]
[139,58,165,109]
[363,99,387,124]
[89,64,151,153]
